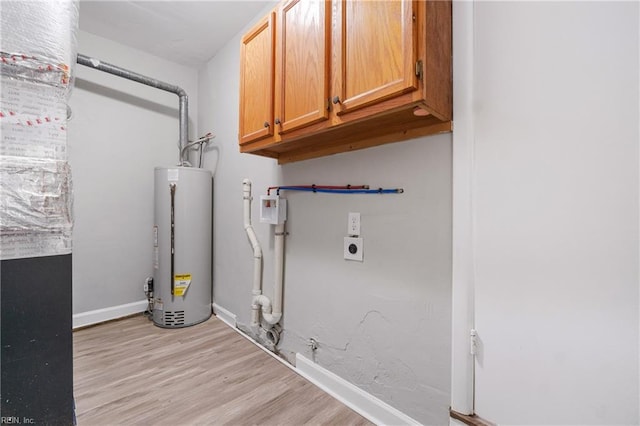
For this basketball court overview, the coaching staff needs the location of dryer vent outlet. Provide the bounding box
[344,237,363,261]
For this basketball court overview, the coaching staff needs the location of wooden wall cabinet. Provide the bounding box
[277,0,331,134]
[239,12,275,145]
[239,0,452,164]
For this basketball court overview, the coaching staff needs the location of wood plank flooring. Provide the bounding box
[73,315,373,425]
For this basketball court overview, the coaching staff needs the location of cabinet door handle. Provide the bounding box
[274,118,281,125]
[264,121,270,128]
[332,96,341,105]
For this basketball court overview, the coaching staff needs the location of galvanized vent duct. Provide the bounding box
[76,53,189,165]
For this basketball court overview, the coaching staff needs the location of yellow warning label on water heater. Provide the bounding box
[174,273,192,297]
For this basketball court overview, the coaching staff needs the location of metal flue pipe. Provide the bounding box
[76,53,189,165]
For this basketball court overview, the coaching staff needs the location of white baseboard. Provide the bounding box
[295,353,421,426]
[73,300,147,329]
[212,302,237,327]
[207,305,419,426]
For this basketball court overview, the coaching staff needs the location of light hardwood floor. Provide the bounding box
[73,315,373,425]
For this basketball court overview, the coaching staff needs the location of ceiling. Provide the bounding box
[78,1,274,68]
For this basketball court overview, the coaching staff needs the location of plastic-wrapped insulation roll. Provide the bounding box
[0,1,78,90]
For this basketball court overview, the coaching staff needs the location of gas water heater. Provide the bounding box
[153,167,212,328]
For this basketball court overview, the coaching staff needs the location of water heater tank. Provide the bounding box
[153,167,212,328]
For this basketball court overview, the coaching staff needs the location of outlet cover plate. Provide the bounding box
[348,212,360,236]
[344,237,363,261]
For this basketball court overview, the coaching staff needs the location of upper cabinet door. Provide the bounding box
[333,0,418,115]
[276,0,331,134]
[239,13,276,146]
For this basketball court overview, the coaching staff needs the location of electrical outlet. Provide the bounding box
[348,212,360,236]
[344,237,363,261]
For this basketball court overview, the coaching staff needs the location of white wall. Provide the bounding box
[68,31,198,315]
[71,2,640,424]
[469,2,639,424]
[198,6,453,424]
